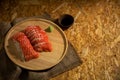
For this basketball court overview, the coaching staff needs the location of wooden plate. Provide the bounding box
[4,18,68,71]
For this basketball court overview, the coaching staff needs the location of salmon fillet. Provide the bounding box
[12,32,39,61]
[24,26,52,52]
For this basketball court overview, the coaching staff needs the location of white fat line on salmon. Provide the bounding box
[26,29,37,36]
[34,42,46,47]
[25,29,34,35]
[30,33,43,40]
[31,37,44,43]
[27,30,39,38]
[25,27,39,35]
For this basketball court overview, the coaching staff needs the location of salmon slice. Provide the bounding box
[24,26,52,52]
[12,32,39,61]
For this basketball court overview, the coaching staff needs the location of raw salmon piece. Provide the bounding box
[24,26,52,52]
[34,42,52,52]
[12,32,39,61]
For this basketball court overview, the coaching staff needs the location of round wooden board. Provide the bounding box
[4,18,68,71]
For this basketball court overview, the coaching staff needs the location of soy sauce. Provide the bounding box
[57,14,74,30]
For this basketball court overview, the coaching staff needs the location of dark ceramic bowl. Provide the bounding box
[55,14,74,30]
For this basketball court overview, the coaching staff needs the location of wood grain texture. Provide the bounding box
[4,18,68,71]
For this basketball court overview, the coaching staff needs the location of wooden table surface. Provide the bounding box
[0,0,120,80]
